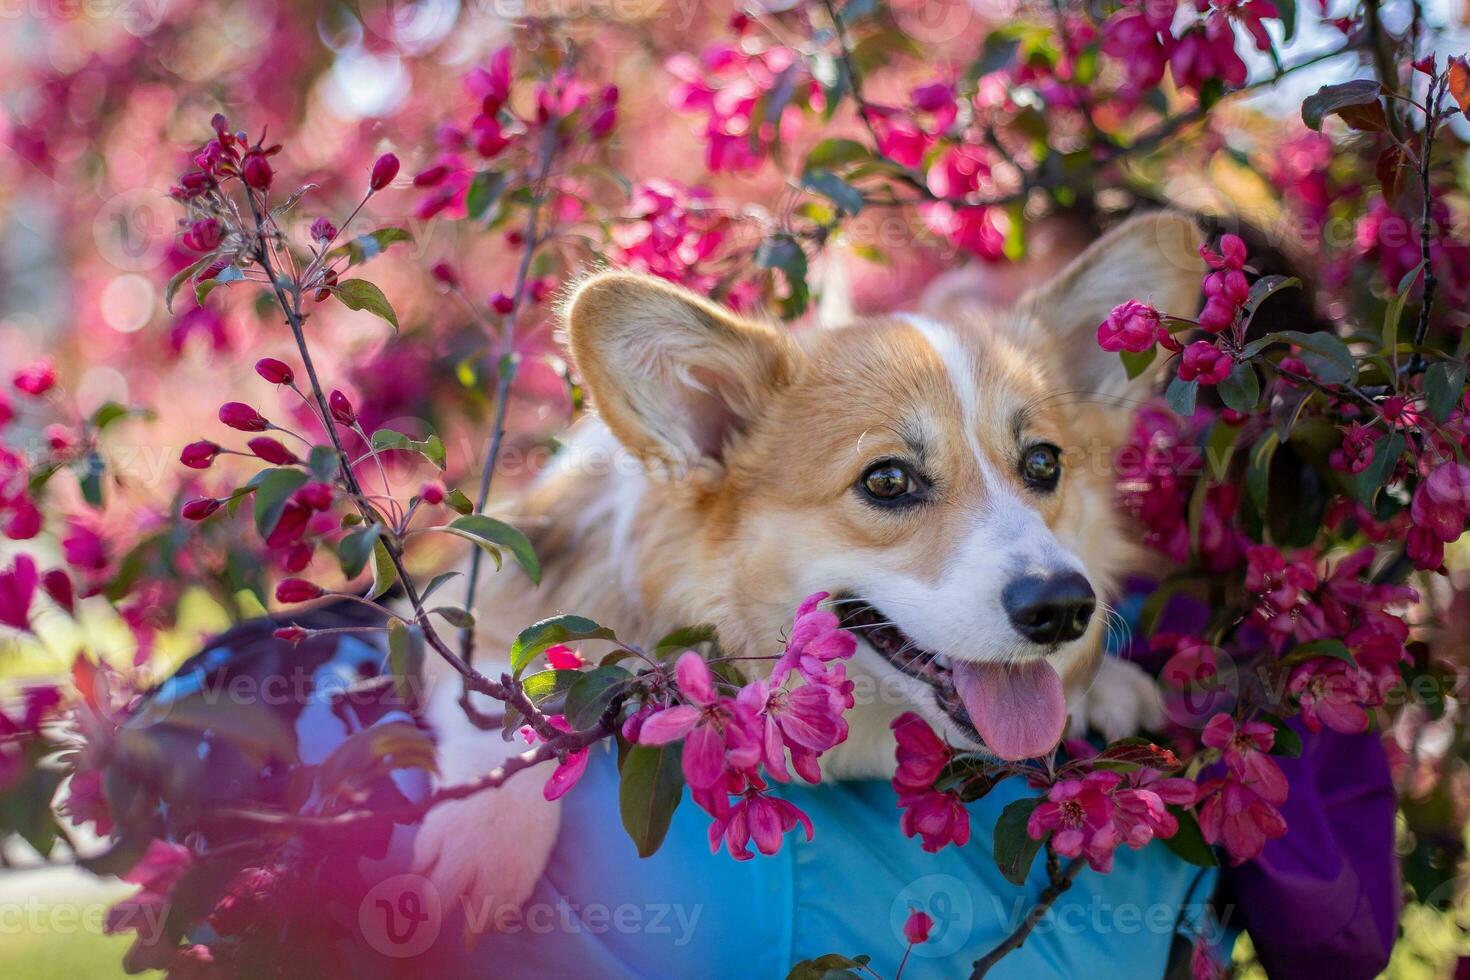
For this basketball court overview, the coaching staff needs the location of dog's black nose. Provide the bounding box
[1002,572,1096,645]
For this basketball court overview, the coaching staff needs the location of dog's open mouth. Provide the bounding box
[837,600,1068,761]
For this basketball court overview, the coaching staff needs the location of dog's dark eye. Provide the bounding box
[1021,444,1061,490]
[859,461,919,505]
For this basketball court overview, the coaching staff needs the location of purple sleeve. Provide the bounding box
[1223,723,1399,979]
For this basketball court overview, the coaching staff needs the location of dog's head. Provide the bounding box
[563,212,1204,759]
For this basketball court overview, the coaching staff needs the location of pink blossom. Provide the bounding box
[1289,660,1370,733]
[770,591,856,682]
[0,554,38,632]
[541,715,590,801]
[1178,341,1232,385]
[1201,714,1287,804]
[737,677,846,782]
[1170,17,1247,92]
[1097,300,1164,353]
[1198,777,1287,862]
[1027,771,1122,871]
[1330,424,1376,474]
[707,778,814,860]
[1410,462,1470,544]
[12,359,56,397]
[636,651,759,788]
[891,712,952,794]
[903,908,934,944]
[545,644,585,670]
[897,786,971,853]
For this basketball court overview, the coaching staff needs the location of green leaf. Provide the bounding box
[1119,346,1157,381]
[434,515,540,583]
[193,265,243,306]
[510,615,617,677]
[1353,430,1404,504]
[1246,430,1280,515]
[431,606,475,628]
[755,234,810,317]
[1279,638,1357,669]
[386,618,425,704]
[1162,807,1217,867]
[165,255,213,313]
[370,428,447,470]
[367,539,397,600]
[334,278,400,332]
[1382,261,1425,356]
[801,170,864,215]
[994,797,1044,886]
[308,444,338,482]
[564,665,632,729]
[330,227,414,266]
[1241,275,1301,319]
[1274,330,1356,384]
[446,488,474,515]
[1276,0,1297,40]
[1301,79,1384,131]
[653,625,717,659]
[804,138,871,169]
[338,524,382,578]
[89,401,146,433]
[1217,361,1260,413]
[521,668,581,704]
[466,170,507,221]
[250,468,310,538]
[76,450,105,508]
[620,743,686,859]
[1425,361,1467,423]
[1260,713,1302,758]
[419,570,461,604]
[1166,375,1198,417]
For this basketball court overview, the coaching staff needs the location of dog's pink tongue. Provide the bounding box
[951,659,1066,761]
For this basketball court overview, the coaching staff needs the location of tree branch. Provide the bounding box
[969,855,1084,978]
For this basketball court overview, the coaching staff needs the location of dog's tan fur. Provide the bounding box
[414,211,1205,918]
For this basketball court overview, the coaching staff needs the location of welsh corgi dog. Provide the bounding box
[413,210,1206,916]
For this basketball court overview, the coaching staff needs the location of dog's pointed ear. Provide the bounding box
[562,271,796,476]
[1017,211,1205,398]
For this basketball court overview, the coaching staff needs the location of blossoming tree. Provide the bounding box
[1,0,1469,976]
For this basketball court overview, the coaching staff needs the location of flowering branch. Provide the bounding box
[969,853,1085,979]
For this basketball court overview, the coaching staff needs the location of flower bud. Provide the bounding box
[180,440,222,470]
[490,291,515,315]
[419,482,445,505]
[309,217,337,242]
[242,151,273,190]
[903,909,933,945]
[370,152,400,191]
[295,481,335,511]
[248,436,299,465]
[328,390,356,426]
[182,497,222,521]
[219,402,269,432]
[413,164,449,188]
[183,218,223,252]
[12,359,56,396]
[275,578,324,603]
[430,262,459,288]
[211,113,231,136]
[254,358,294,385]
[273,626,309,644]
[41,570,74,615]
